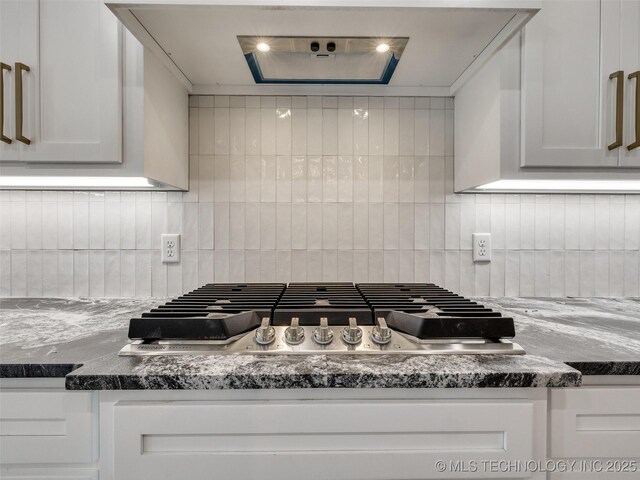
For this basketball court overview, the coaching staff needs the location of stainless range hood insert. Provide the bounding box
[237,36,409,84]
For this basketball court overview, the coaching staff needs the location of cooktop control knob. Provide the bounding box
[284,317,305,345]
[371,317,392,345]
[255,317,275,345]
[342,317,363,345]
[313,317,333,345]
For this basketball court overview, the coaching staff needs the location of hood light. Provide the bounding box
[376,43,390,53]
[256,42,270,52]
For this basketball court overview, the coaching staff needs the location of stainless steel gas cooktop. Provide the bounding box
[119,283,525,356]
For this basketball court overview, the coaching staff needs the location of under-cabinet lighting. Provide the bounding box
[473,179,640,193]
[0,176,154,189]
[376,43,390,53]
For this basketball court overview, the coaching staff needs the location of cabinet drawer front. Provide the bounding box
[0,391,95,464]
[114,399,534,480]
[550,387,640,458]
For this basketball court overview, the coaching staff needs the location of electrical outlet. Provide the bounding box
[472,233,491,262]
[161,234,181,263]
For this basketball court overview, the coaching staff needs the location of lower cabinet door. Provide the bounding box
[550,387,640,458]
[113,399,535,480]
[0,390,96,464]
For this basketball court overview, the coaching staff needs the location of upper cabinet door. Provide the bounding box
[18,0,122,163]
[521,0,621,168]
[0,0,19,161]
[620,0,640,167]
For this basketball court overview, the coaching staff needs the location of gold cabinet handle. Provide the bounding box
[15,62,30,145]
[608,71,624,150]
[629,71,640,151]
[0,62,10,144]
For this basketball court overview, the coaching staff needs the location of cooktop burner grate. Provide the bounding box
[128,283,285,341]
[356,283,516,339]
[121,282,523,356]
[273,282,372,326]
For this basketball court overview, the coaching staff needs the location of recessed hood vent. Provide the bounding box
[106,1,540,96]
[237,36,408,84]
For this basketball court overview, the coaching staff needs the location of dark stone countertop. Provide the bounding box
[1,296,638,389]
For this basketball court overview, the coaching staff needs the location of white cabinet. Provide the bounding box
[454,0,640,192]
[0,378,98,480]
[112,398,535,480]
[521,0,620,168]
[0,1,189,190]
[549,386,640,459]
[620,0,640,167]
[0,0,122,164]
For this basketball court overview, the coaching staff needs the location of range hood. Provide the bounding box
[106,1,540,96]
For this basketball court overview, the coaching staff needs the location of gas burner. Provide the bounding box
[120,283,525,356]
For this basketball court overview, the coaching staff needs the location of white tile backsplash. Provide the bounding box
[2,96,640,296]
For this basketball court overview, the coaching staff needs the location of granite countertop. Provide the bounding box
[1,296,638,390]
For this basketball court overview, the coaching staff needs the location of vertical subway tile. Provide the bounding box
[307,107,322,155]
[368,156,383,202]
[368,107,383,155]
[337,156,353,202]
[245,107,261,155]
[383,156,399,202]
[291,203,307,249]
[229,203,245,249]
[260,107,276,155]
[276,156,292,203]
[244,203,260,249]
[291,250,307,282]
[353,203,369,250]
[42,250,58,297]
[260,203,276,250]
[383,108,399,155]
[73,200,89,249]
[322,156,338,202]
[260,250,276,282]
[353,156,368,203]
[276,204,292,250]
[198,250,214,285]
[398,156,415,203]
[276,107,292,155]
[307,156,323,202]
[368,203,384,250]
[214,155,230,203]
[229,107,246,155]
[58,250,74,297]
[353,108,369,156]
[322,108,338,155]
[337,203,354,250]
[25,202,42,250]
[291,108,307,156]
[214,107,230,154]
[73,251,89,297]
[338,108,354,156]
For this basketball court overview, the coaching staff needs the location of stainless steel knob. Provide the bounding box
[284,317,305,345]
[371,317,392,345]
[313,317,333,345]
[255,317,275,345]
[342,317,363,345]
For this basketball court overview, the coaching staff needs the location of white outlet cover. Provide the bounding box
[472,233,491,262]
[161,234,181,263]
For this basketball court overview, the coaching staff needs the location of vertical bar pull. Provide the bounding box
[608,70,624,151]
[15,62,30,145]
[0,62,11,144]
[629,71,640,151]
